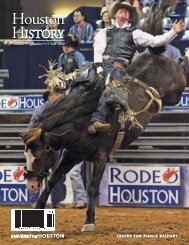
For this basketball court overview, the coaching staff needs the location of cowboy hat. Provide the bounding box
[63,34,79,48]
[110,1,138,26]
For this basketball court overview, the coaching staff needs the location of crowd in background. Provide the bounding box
[1,0,189,57]
[5,0,189,45]
[2,0,170,45]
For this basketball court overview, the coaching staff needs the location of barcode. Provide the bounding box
[11,209,55,231]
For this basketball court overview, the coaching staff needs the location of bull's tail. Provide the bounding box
[142,0,177,54]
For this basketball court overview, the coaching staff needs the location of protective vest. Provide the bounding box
[62,51,78,74]
[103,26,137,63]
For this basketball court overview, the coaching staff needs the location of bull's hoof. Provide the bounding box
[81,224,97,232]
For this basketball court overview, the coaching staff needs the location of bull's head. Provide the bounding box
[21,128,56,193]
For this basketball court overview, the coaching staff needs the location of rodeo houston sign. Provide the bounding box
[163,92,189,110]
[0,95,44,111]
[0,165,30,205]
[99,164,184,207]
[0,164,73,205]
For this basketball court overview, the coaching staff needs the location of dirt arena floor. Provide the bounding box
[1,205,189,245]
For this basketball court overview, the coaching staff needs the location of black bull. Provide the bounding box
[22,53,187,232]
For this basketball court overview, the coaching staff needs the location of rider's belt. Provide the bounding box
[103,55,129,67]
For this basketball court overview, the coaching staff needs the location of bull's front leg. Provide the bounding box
[81,152,107,232]
[35,150,76,209]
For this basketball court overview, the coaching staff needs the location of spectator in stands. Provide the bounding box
[57,34,86,74]
[66,161,87,209]
[42,17,64,44]
[145,44,181,63]
[96,7,114,29]
[103,0,116,10]
[69,10,94,43]
[161,44,182,63]
[87,1,185,134]
[4,27,33,45]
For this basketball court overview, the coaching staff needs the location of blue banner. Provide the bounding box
[163,92,189,111]
[0,184,30,205]
[99,164,184,207]
[0,95,44,111]
[0,165,30,205]
[108,185,181,207]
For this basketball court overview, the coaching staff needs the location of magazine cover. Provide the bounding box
[0,0,189,244]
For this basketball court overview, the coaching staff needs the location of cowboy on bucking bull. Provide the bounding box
[87,1,185,134]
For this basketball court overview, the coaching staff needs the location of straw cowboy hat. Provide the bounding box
[39,60,67,95]
[110,1,139,26]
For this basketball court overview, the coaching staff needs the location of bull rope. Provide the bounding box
[111,81,162,154]
[119,83,162,131]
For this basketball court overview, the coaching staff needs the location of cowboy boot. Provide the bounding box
[88,121,111,134]
[88,95,111,134]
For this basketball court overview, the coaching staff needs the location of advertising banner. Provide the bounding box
[0,165,30,205]
[0,164,73,205]
[0,95,44,111]
[0,92,188,111]
[163,92,189,111]
[99,164,183,207]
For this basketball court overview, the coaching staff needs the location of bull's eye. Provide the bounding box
[45,145,50,151]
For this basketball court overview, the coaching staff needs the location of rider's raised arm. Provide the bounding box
[133,20,185,48]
